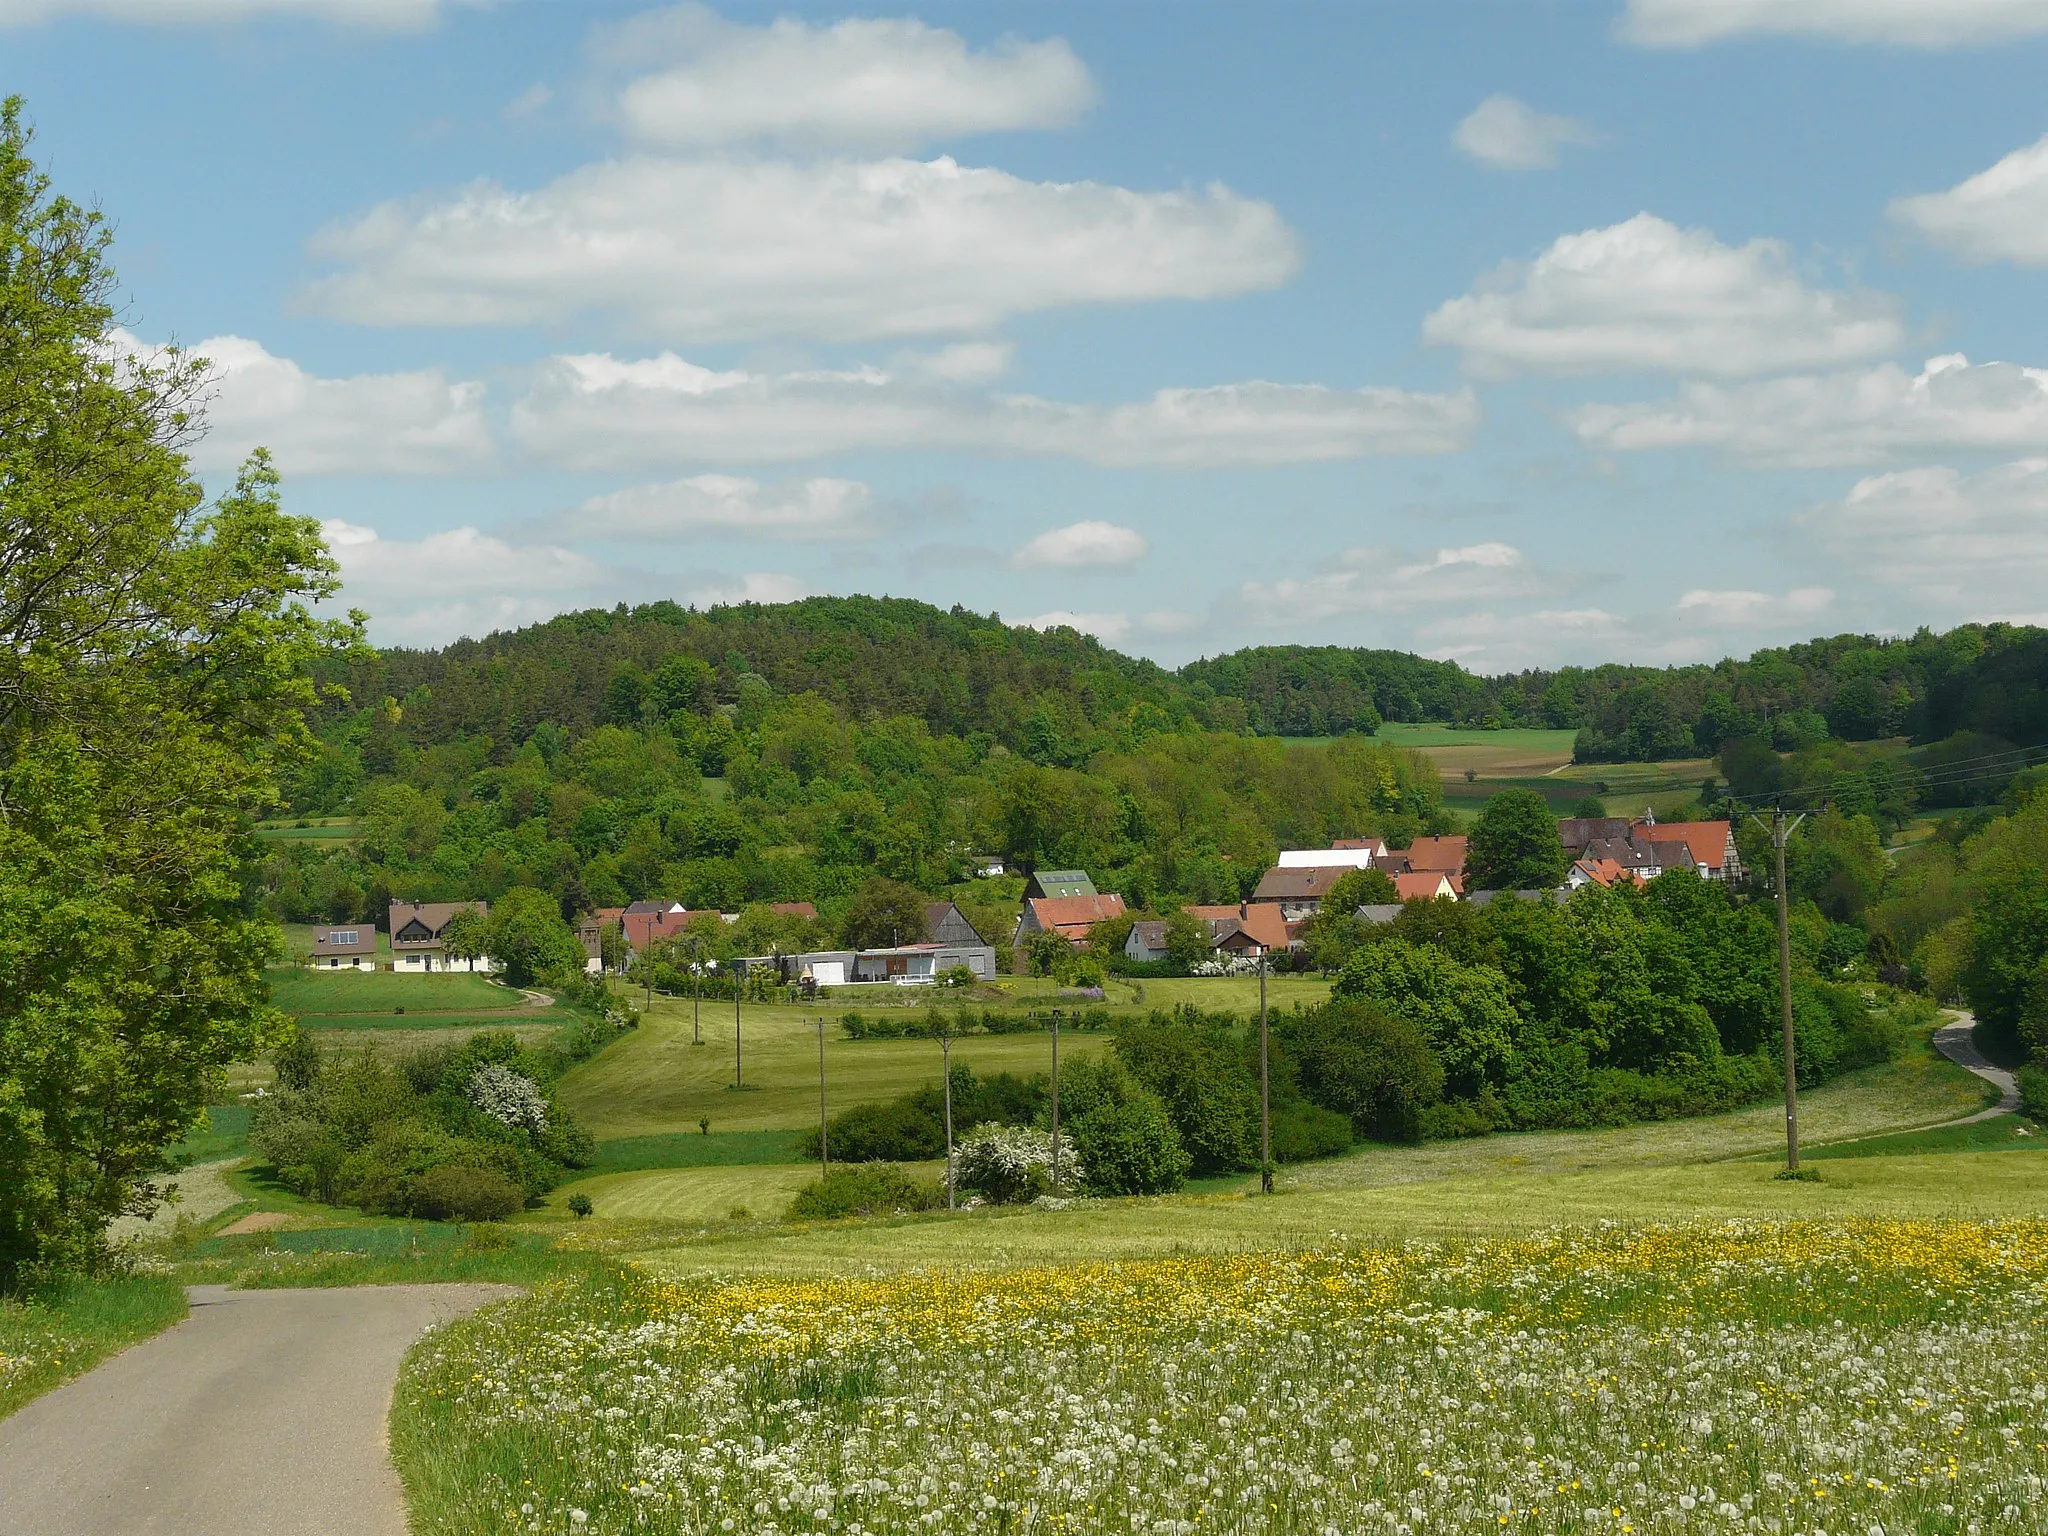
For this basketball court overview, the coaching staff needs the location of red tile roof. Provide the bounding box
[1403,835,1469,874]
[1393,871,1456,902]
[1632,820,1732,870]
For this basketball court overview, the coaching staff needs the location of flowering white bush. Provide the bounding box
[465,1064,549,1132]
[1190,954,1260,977]
[948,1123,1082,1203]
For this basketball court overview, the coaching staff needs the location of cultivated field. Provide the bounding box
[1369,723,1714,820]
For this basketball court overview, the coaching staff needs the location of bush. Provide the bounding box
[788,1164,941,1220]
[567,1192,593,1218]
[1277,999,1445,1143]
[950,1124,1080,1203]
[1268,1102,1352,1162]
[411,1165,524,1222]
[2019,1065,2048,1123]
[804,1099,944,1162]
[1059,1058,1189,1196]
[1114,1014,1257,1174]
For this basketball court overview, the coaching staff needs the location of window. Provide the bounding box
[330,929,359,946]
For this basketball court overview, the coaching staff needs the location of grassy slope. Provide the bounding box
[269,968,518,1015]
[548,1012,2019,1265]
[559,976,1329,1141]
[0,1276,188,1421]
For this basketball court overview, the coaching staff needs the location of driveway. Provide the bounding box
[1931,1012,2022,1124]
[0,1282,512,1536]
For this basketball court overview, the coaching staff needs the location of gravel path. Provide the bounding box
[1931,1012,2022,1124]
[0,1283,513,1535]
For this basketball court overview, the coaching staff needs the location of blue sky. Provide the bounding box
[14,0,2048,668]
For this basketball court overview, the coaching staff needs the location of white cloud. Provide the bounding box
[1012,520,1148,569]
[1233,541,1532,627]
[1573,354,2048,466]
[321,519,617,645]
[1451,94,1594,170]
[511,352,1477,468]
[1800,458,2048,621]
[1421,213,1903,378]
[115,330,491,476]
[0,0,440,26]
[557,475,877,542]
[1890,134,2048,265]
[1622,0,2048,47]
[597,7,1093,152]
[322,517,814,644]
[1020,610,1131,644]
[691,571,816,607]
[1674,587,1834,625]
[305,155,1297,343]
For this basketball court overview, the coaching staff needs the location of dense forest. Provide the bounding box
[326,599,2048,768]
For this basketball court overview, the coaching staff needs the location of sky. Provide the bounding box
[13,0,2048,670]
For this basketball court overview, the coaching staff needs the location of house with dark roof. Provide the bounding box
[309,925,375,969]
[389,901,492,972]
[927,901,985,947]
[1556,818,1631,858]
[1249,864,1350,922]
[1123,902,1293,964]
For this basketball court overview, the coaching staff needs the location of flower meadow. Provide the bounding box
[393,1220,2048,1536]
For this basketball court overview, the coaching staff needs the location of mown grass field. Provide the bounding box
[268,968,518,1016]
[561,975,1331,1141]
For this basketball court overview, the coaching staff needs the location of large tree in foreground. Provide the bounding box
[0,98,357,1285]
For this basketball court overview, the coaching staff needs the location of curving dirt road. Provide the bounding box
[0,1282,512,1535]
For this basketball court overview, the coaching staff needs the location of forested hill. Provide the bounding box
[1184,624,2048,765]
[333,596,1200,755]
[330,598,2048,770]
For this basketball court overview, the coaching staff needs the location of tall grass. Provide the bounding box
[393,1219,2048,1534]
[0,1274,188,1420]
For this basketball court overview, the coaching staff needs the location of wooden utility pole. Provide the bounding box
[818,1014,829,1171]
[734,962,743,1090]
[1751,802,1808,1173]
[1258,953,1272,1195]
[1049,1008,1062,1192]
[692,945,702,1045]
[941,1031,956,1211]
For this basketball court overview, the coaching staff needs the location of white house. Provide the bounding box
[390,900,494,973]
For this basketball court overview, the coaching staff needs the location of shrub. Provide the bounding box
[805,1099,944,1163]
[950,1125,1080,1204]
[1114,1015,1257,1174]
[1277,999,1445,1143]
[788,1164,941,1220]
[411,1165,524,1222]
[1060,1058,1189,1196]
[567,1192,593,1218]
[1268,1102,1352,1162]
[2019,1065,2048,1123]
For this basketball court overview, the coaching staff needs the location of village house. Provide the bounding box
[1023,868,1099,900]
[1631,818,1740,882]
[308,925,374,969]
[1123,902,1293,964]
[1275,840,1385,871]
[927,902,986,947]
[389,900,492,972]
[1249,864,1350,922]
[1392,871,1458,902]
[1013,892,1127,952]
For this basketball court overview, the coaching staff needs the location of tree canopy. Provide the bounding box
[0,99,354,1284]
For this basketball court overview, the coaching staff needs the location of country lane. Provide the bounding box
[0,1282,515,1535]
